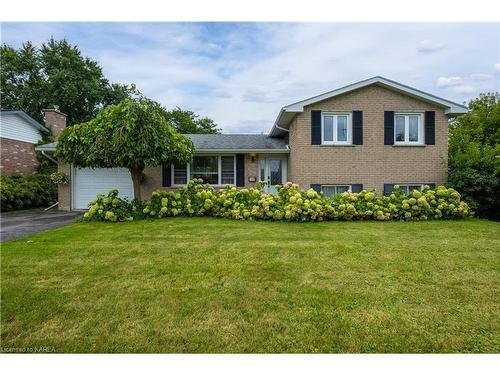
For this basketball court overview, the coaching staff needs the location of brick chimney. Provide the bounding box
[42,107,67,138]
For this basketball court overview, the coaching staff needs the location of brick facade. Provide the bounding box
[139,154,262,199]
[1,108,66,177]
[0,137,40,176]
[57,84,452,210]
[287,85,449,194]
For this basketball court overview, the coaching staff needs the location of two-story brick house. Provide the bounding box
[37,77,467,211]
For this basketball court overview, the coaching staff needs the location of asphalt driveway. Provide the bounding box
[1,209,81,243]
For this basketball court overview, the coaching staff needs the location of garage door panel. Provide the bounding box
[73,167,134,209]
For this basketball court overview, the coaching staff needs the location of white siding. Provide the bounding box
[0,113,43,144]
[73,167,134,210]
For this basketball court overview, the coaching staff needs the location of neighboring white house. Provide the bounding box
[0,110,50,176]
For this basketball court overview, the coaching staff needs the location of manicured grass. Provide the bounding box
[1,218,499,353]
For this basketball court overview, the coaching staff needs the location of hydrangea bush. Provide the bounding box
[82,179,472,222]
[83,189,138,222]
[50,171,70,185]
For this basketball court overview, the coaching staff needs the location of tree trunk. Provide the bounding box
[129,167,143,201]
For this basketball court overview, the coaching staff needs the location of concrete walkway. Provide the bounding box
[1,209,81,243]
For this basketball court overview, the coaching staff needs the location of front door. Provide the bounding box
[259,157,287,194]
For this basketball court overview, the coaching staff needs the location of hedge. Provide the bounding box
[0,173,57,211]
[83,179,473,222]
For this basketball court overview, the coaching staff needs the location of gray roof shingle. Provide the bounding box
[35,134,288,152]
[185,134,288,151]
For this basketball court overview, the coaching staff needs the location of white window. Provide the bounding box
[397,184,423,194]
[394,113,423,145]
[172,155,235,186]
[321,185,351,198]
[322,113,352,145]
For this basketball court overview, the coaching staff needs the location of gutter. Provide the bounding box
[270,108,292,136]
[195,149,290,153]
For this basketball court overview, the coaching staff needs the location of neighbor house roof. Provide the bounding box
[1,110,50,133]
[269,76,469,137]
[35,134,290,153]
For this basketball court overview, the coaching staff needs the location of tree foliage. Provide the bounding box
[1,38,135,125]
[56,98,195,200]
[448,93,500,220]
[164,107,221,134]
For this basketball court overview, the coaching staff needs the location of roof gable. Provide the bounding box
[270,76,468,136]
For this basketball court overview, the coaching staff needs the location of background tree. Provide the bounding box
[164,107,221,134]
[448,93,500,220]
[1,38,135,125]
[56,98,194,201]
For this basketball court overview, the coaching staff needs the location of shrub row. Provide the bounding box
[83,179,473,222]
[0,173,57,211]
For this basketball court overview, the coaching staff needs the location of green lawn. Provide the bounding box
[1,218,499,353]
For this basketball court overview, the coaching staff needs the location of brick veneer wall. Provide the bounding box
[287,85,449,194]
[245,154,259,188]
[58,163,72,211]
[138,154,263,199]
[0,137,39,176]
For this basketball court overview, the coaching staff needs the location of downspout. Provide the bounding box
[275,124,289,133]
[272,108,290,134]
[41,150,57,164]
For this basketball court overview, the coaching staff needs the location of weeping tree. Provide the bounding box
[56,98,195,201]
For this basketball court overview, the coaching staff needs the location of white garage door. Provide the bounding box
[73,167,134,209]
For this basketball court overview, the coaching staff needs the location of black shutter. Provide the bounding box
[310,184,321,193]
[311,110,322,145]
[425,111,435,145]
[236,154,245,187]
[383,184,394,196]
[384,111,394,145]
[352,111,363,145]
[351,184,363,193]
[162,164,171,187]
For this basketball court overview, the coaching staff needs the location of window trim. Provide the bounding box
[321,184,352,197]
[397,184,424,194]
[321,112,352,145]
[171,154,236,187]
[394,112,424,145]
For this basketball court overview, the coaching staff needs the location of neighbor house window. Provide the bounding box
[322,113,352,144]
[394,113,423,145]
[172,155,235,186]
[397,184,423,194]
[321,185,351,198]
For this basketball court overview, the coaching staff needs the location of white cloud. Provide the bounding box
[495,62,500,71]
[417,39,445,53]
[436,76,463,88]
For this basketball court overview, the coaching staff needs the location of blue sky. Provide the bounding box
[2,22,499,133]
